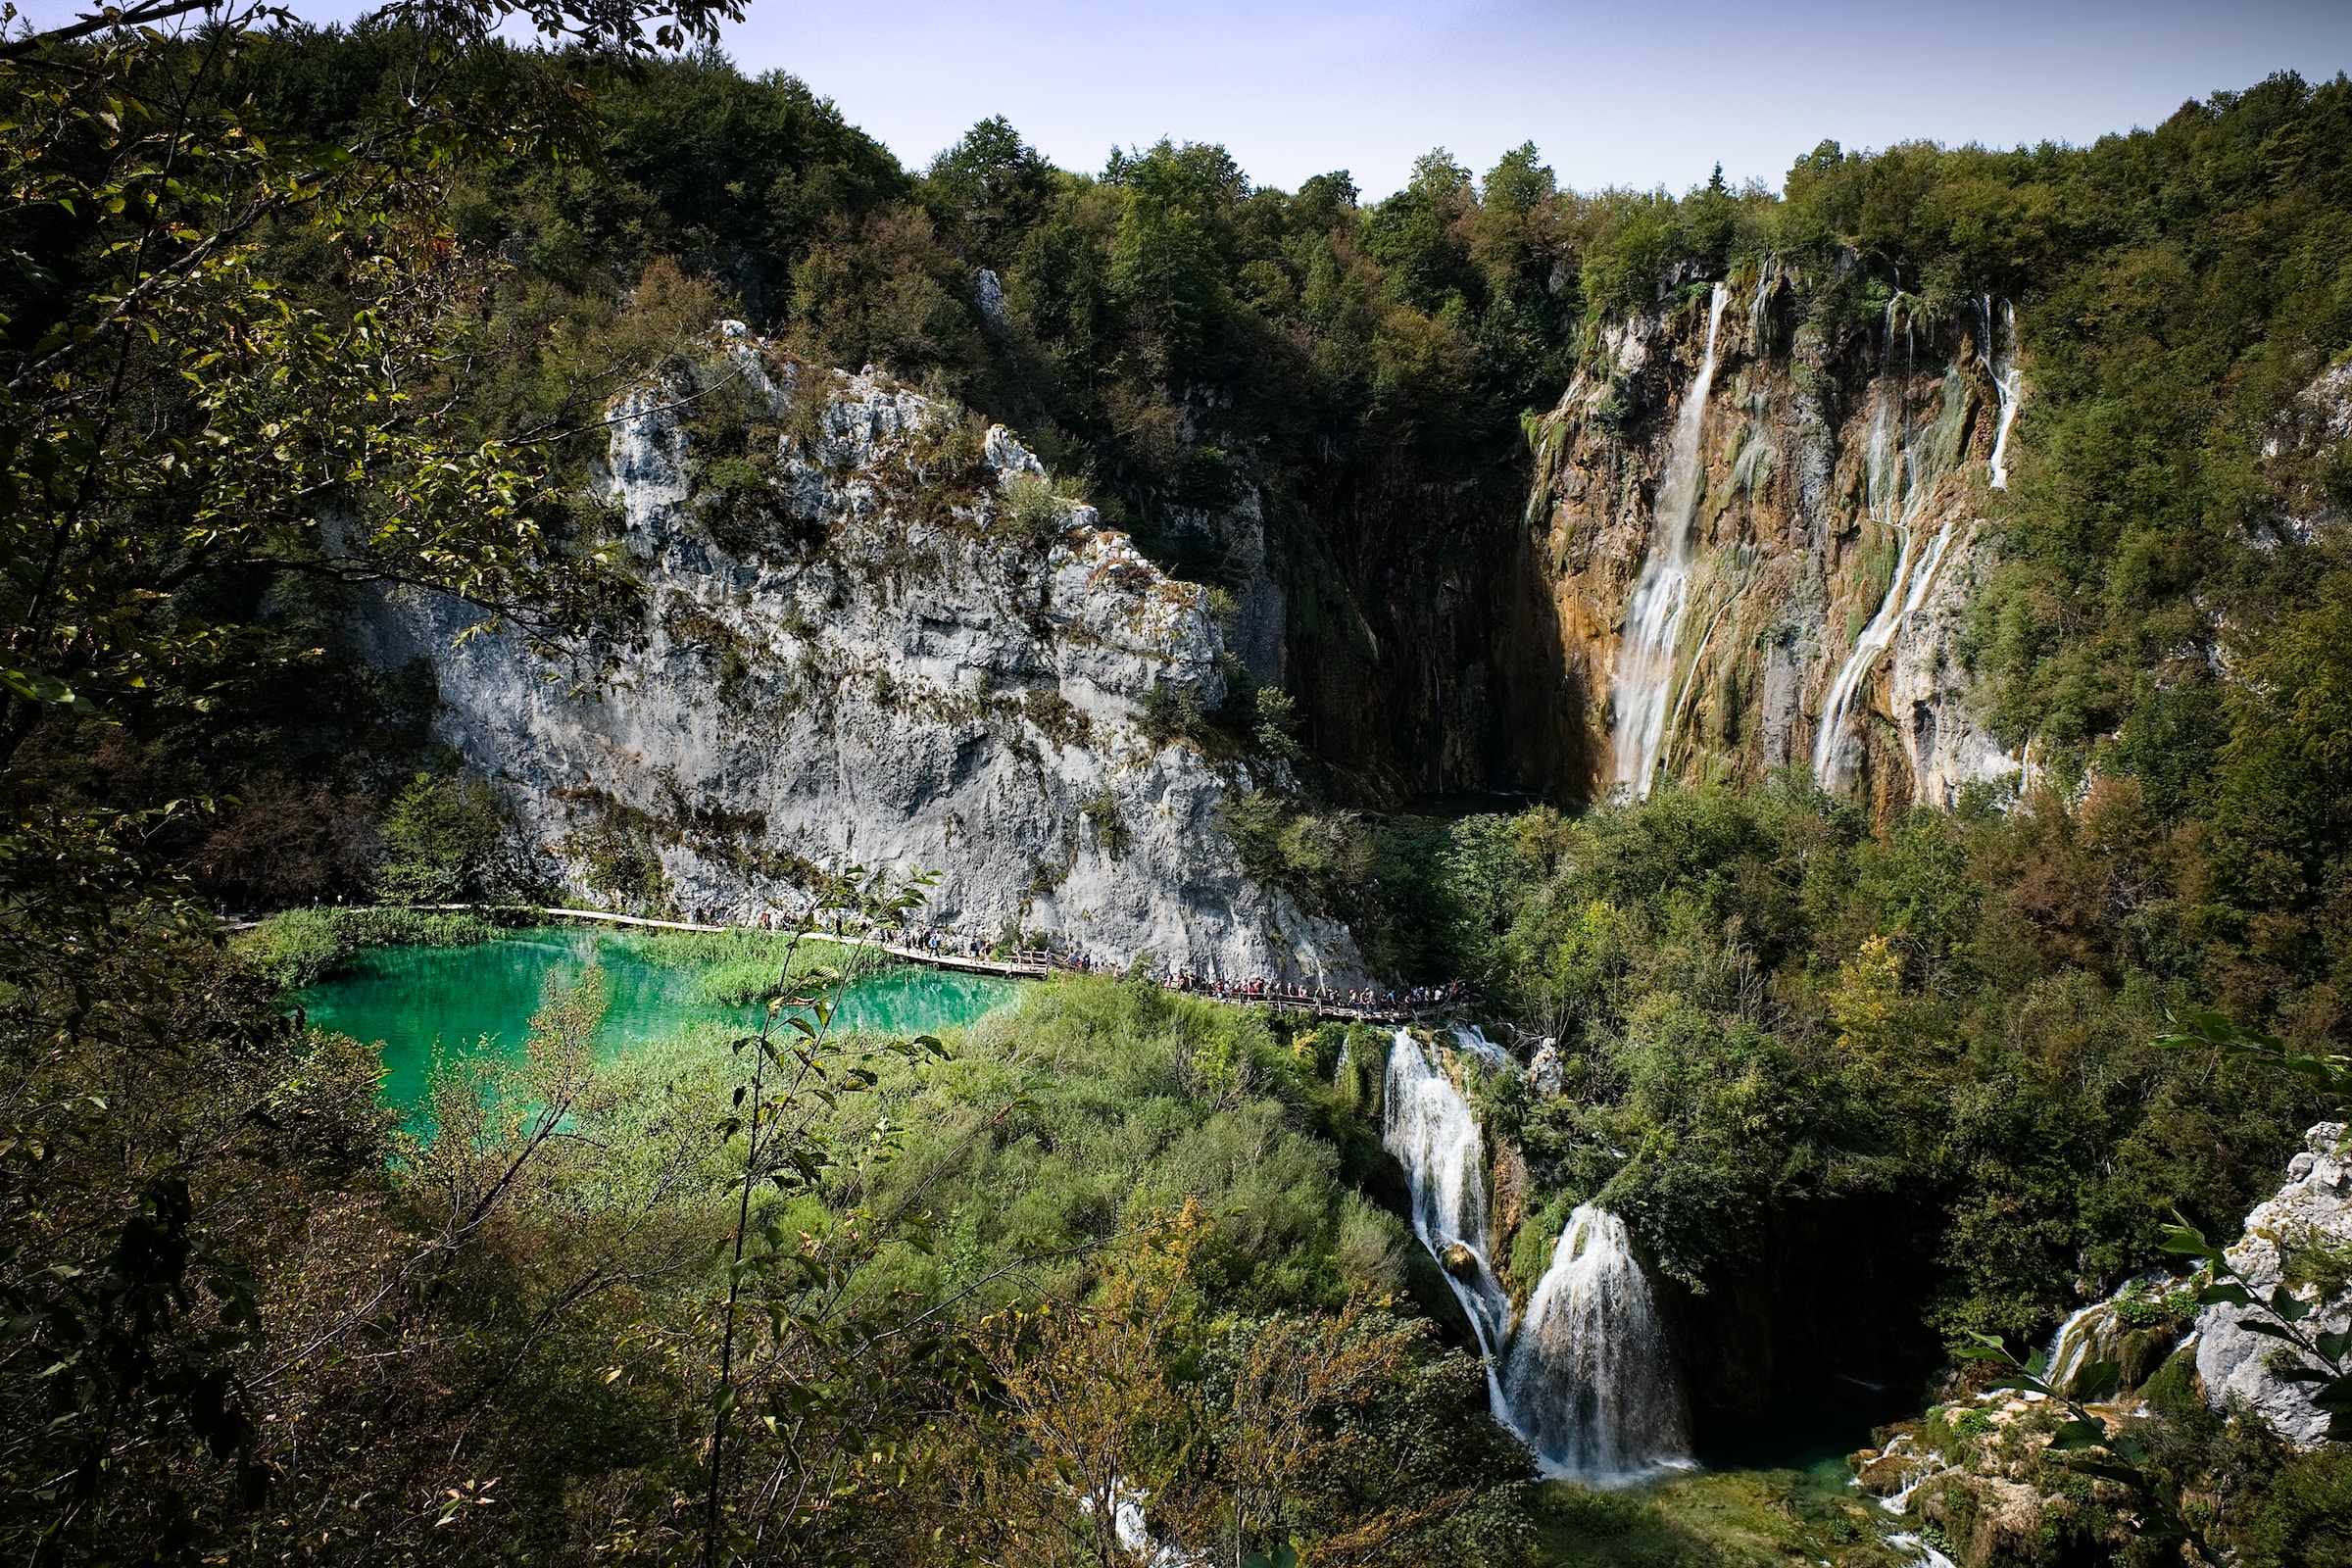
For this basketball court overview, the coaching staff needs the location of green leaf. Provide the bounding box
[2237,1319,2307,1345]
[2197,1283,2252,1307]
[2074,1361,2123,1400]
[2268,1285,2314,1323]
[2049,1419,2107,1450]
[2066,1458,2149,1487]
[2311,1377,2352,1413]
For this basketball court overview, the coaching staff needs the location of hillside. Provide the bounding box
[4,13,2352,1565]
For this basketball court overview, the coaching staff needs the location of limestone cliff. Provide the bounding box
[364,327,1358,981]
[1524,270,2027,808]
[2197,1120,2352,1445]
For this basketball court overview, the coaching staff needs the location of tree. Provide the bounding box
[0,1,744,1557]
[376,771,509,902]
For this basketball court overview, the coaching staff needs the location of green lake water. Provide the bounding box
[294,926,1021,1117]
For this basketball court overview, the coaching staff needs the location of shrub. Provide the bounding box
[994,471,1069,549]
[236,906,498,990]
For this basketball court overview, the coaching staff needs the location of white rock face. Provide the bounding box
[1886,522,2027,808]
[2196,1121,2352,1445]
[363,342,1358,981]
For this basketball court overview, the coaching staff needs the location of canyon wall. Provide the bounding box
[364,329,1358,981]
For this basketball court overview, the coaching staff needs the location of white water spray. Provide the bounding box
[2045,1300,2120,1396]
[1610,283,1730,799]
[1502,1205,1692,1480]
[1384,1032,1688,1483]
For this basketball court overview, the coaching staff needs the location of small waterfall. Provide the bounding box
[1812,517,1960,791]
[1982,295,2022,490]
[1385,1032,1689,1482]
[2045,1300,2121,1396]
[1449,1022,1512,1073]
[1811,302,1973,793]
[1502,1205,1691,1481]
[1384,1030,1513,1408]
[1609,283,1730,799]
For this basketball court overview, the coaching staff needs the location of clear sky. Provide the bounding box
[707,0,2352,197]
[24,0,2352,197]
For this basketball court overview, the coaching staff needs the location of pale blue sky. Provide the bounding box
[25,0,2352,196]
[708,0,2352,196]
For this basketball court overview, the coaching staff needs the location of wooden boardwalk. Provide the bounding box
[230,904,1467,1025]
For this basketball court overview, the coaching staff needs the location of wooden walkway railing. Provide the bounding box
[229,904,1470,1025]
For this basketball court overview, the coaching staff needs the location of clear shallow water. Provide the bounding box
[293,926,1021,1117]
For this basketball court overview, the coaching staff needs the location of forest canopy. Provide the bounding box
[3,5,2352,1565]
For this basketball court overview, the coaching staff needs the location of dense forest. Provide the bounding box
[6,2,2352,1563]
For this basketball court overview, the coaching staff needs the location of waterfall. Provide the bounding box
[2045,1299,2121,1396]
[1450,1022,1512,1073]
[1385,1031,1689,1484]
[1982,295,2022,490]
[1501,1205,1692,1481]
[1383,1030,1513,1409]
[1811,303,1974,793]
[1811,518,1960,790]
[1609,283,1730,799]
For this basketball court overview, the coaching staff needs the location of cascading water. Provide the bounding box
[1981,295,2021,490]
[2045,1299,2121,1396]
[1383,1030,1514,1407]
[1502,1205,1691,1481]
[1609,282,1729,799]
[1812,299,1974,792]
[1384,1031,1688,1483]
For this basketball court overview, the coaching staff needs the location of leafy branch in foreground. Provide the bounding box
[700,863,949,1567]
[1945,1204,2351,1568]
[2161,1213,2352,1440]
[2156,1009,2352,1098]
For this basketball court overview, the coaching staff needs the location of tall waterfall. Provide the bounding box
[1812,301,1973,793]
[1384,1031,1688,1483]
[1982,295,2021,490]
[1503,1205,1691,1480]
[1384,1030,1513,1406]
[1609,283,1730,799]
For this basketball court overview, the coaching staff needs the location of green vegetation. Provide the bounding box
[375,773,519,904]
[3,3,2352,1563]
[235,905,502,988]
[1531,1471,1906,1566]
[612,925,854,1004]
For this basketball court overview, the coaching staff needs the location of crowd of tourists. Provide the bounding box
[1151,971,1467,1016]
[340,898,1469,1020]
[883,923,1468,1018]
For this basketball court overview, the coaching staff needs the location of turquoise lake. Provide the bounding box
[294,926,1022,1117]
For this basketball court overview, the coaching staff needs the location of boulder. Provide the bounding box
[2195,1121,2352,1445]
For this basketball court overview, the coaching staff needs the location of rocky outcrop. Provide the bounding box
[2197,1120,2352,1445]
[364,329,1358,981]
[1525,272,2027,808]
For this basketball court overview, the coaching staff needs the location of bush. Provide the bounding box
[993,470,1070,549]
[236,906,498,990]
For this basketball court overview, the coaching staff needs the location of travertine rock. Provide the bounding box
[2197,1121,2352,1445]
